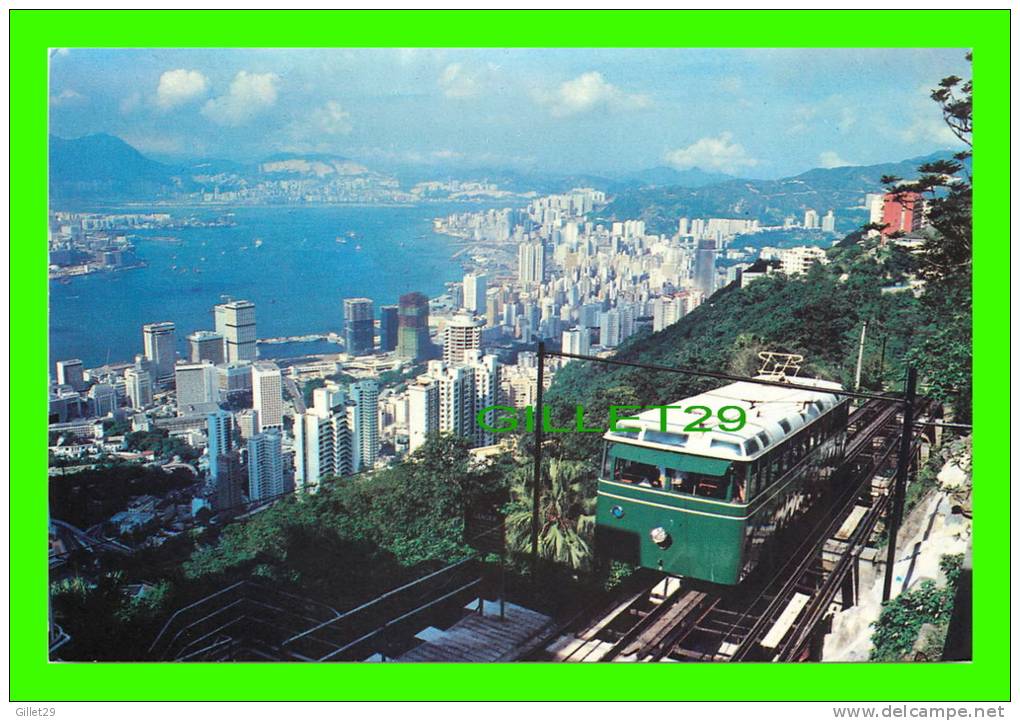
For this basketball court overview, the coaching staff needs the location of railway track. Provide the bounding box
[533,396,938,663]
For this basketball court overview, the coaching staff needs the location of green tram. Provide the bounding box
[596,376,849,585]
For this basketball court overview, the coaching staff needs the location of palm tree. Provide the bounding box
[505,459,596,570]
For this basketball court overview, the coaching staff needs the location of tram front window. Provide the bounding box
[613,459,662,488]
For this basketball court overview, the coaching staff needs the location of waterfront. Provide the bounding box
[48,203,481,369]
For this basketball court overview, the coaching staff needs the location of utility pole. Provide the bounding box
[854,321,868,391]
[530,341,545,578]
[882,366,917,603]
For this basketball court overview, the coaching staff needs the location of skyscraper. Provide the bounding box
[251,361,283,432]
[561,327,590,358]
[343,297,375,356]
[123,365,153,409]
[693,239,718,298]
[464,350,500,447]
[247,430,284,502]
[821,210,836,233]
[293,382,352,491]
[518,239,545,285]
[443,315,483,365]
[803,209,819,229]
[214,300,257,362]
[379,305,399,352]
[55,359,85,391]
[206,410,233,483]
[599,309,621,348]
[142,322,177,387]
[348,380,379,472]
[397,292,431,362]
[407,377,439,452]
[175,362,217,412]
[463,272,487,313]
[188,330,225,365]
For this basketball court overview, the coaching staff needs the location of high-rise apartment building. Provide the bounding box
[407,377,440,452]
[821,210,836,233]
[142,322,177,387]
[397,292,431,362]
[214,300,257,362]
[518,239,545,285]
[804,209,820,229]
[188,330,225,365]
[206,410,233,483]
[247,430,284,502]
[348,380,379,472]
[293,382,351,491]
[251,361,283,432]
[343,297,375,356]
[561,327,590,358]
[443,315,483,365]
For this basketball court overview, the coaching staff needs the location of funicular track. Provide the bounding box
[539,396,938,663]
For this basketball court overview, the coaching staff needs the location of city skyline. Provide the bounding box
[49,47,969,178]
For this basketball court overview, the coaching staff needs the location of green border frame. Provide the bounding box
[11,9,1009,701]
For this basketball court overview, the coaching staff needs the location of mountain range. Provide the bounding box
[48,134,956,230]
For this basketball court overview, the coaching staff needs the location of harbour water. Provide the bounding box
[48,203,478,369]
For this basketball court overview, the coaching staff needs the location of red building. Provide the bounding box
[880,191,924,237]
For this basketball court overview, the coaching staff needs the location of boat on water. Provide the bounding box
[335,236,348,244]
[355,244,362,251]
[254,238,263,248]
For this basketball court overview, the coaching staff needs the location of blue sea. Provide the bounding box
[48,204,479,369]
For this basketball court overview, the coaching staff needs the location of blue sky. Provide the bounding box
[48,47,970,178]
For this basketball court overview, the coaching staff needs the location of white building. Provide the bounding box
[293,382,351,491]
[175,362,217,413]
[561,327,590,358]
[214,300,257,362]
[463,272,487,314]
[348,380,380,472]
[821,210,836,233]
[252,361,283,432]
[123,365,153,409]
[247,430,284,502]
[443,315,483,365]
[142,321,177,387]
[803,209,819,229]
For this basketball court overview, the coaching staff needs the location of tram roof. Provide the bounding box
[602,374,845,462]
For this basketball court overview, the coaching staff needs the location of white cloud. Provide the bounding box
[156,69,209,109]
[310,101,353,136]
[538,71,651,118]
[664,132,758,174]
[896,114,961,146]
[818,150,851,168]
[438,62,496,99]
[202,71,279,126]
[50,88,86,106]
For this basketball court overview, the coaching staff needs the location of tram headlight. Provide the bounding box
[649,526,671,548]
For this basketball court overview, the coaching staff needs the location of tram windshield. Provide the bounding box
[603,442,745,502]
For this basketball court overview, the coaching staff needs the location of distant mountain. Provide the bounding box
[257,152,370,178]
[618,166,735,188]
[600,152,963,235]
[49,133,187,201]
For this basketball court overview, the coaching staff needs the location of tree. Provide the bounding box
[505,459,596,570]
[879,54,972,420]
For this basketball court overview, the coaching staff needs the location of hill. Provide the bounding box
[599,152,961,235]
[49,133,186,200]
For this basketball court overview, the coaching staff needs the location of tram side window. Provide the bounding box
[613,458,663,488]
[670,470,729,500]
